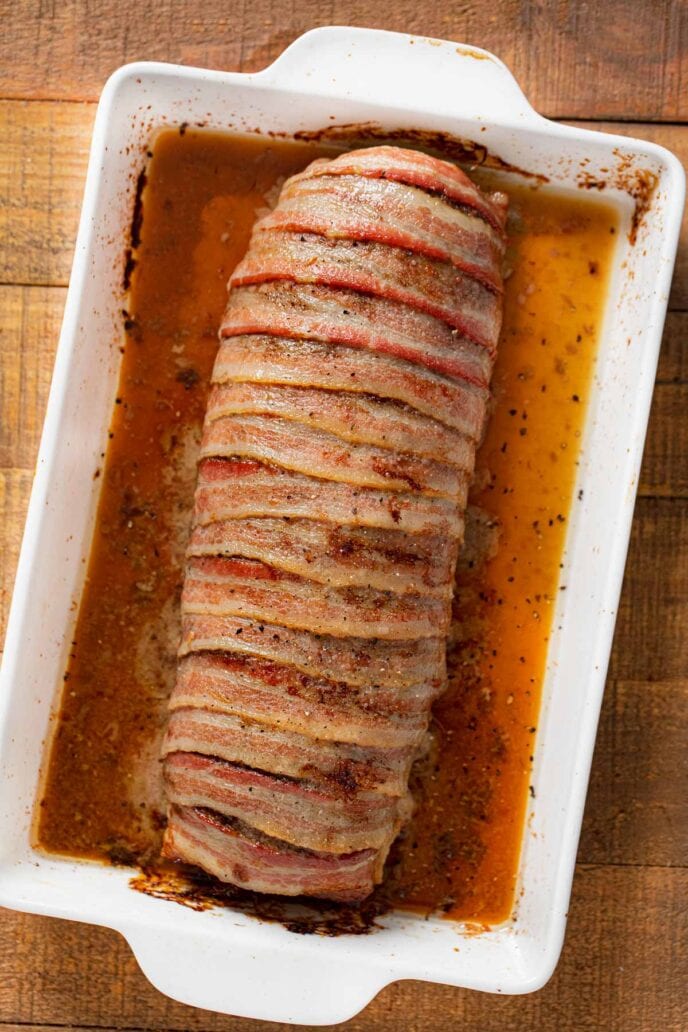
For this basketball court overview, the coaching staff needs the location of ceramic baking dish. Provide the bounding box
[0,26,683,1025]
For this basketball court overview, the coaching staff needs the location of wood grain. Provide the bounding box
[578,680,688,866]
[657,312,688,384]
[640,383,688,497]
[610,498,688,682]
[0,286,64,468]
[0,864,686,1031]
[0,1,686,122]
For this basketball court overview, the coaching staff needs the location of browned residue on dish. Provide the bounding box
[290,123,550,183]
[122,169,148,291]
[577,146,658,244]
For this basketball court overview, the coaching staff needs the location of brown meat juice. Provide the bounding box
[35,128,618,925]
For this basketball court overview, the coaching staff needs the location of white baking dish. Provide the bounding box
[0,27,683,1024]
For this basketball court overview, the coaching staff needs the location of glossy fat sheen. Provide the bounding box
[231,226,502,336]
[205,382,474,465]
[182,556,451,640]
[170,652,436,749]
[200,414,468,498]
[164,144,505,898]
[212,335,490,434]
[285,145,509,234]
[194,459,467,537]
[258,178,505,289]
[222,281,498,379]
[165,752,410,854]
[163,708,416,795]
[178,613,446,687]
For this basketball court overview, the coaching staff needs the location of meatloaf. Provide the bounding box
[161,145,508,901]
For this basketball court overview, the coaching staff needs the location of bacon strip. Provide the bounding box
[188,517,457,596]
[170,653,436,749]
[200,414,467,498]
[255,178,503,287]
[182,556,450,640]
[231,227,502,333]
[179,613,446,689]
[205,382,473,465]
[221,282,499,377]
[287,146,509,234]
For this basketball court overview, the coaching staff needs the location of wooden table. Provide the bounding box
[1,3,686,1029]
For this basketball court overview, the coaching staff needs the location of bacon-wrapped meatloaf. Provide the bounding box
[162,146,508,901]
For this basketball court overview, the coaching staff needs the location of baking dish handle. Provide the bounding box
[259,26,544,128]
[126,923,389,1024]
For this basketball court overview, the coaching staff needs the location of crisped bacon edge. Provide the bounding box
[289,145,509,235]
[163,806,381,901]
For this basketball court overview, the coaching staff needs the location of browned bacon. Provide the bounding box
[166,807,380,901]
[178,613,446,688]
[258,178,503,288]
[170,653,437,749]
[285,146,508,233]
[212,335,490,434]
[163,145,507,899]
[200,413,467,497]
[163,709,416,795]
[222,281,500,373]
[188,517,457,596]
[205,383,473,465]
[231,229,502,334]
[165,752,410,854]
